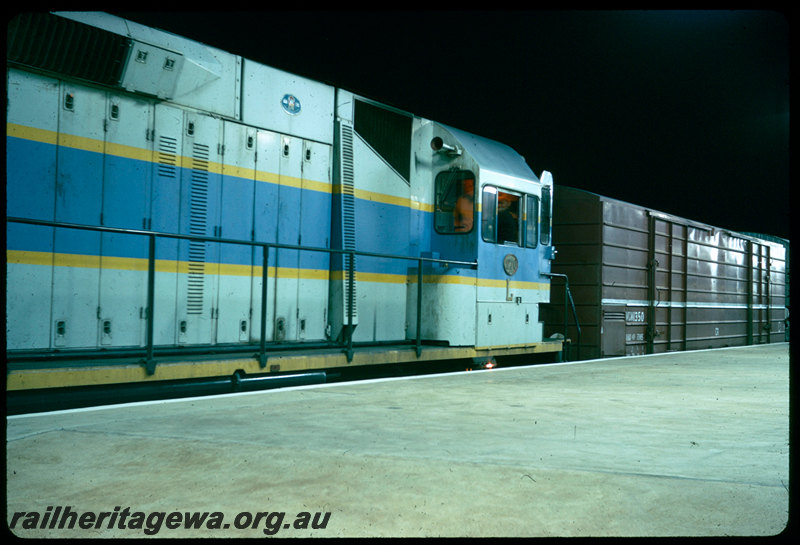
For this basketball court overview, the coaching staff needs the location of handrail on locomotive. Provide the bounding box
[542,272,581,361]
[6,216,479,374]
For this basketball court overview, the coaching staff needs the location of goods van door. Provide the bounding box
[646,215,688,354]
[748,241,772,345]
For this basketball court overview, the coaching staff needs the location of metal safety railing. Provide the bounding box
[7,217,478,374]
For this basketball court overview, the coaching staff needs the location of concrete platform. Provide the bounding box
[7,343,790,537]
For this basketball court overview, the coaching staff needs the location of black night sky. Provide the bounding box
[113,10,790,240]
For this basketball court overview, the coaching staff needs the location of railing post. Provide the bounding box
[259,245,270,368]
[563,280,569,343]
[144,234,156,375]
[416,258,423,357]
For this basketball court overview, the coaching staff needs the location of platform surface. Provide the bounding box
[7,343,790,537]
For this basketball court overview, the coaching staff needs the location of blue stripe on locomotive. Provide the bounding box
[8,133,548,285]
[7,135,334,271]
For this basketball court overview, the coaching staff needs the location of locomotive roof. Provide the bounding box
[441,124,539,185]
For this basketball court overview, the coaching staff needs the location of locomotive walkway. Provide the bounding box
[7,343,790,537]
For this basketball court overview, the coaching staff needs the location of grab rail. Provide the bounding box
[542,272,581,361]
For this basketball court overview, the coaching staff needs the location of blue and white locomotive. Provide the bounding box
[6,12,560,392]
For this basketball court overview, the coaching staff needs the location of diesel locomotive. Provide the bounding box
[6,11,561,398]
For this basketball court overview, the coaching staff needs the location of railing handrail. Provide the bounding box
[7,216,478,268]
[7,216,478,372]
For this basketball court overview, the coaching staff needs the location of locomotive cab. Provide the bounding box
[417,125,555,349]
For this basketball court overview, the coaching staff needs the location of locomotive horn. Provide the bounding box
[430,136,461,156]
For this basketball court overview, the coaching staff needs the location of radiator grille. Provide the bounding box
[187,143,209,314]
[7,12,130,87]
[340,125,358,320]
[353,99,411,182]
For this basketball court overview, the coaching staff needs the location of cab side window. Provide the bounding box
[482,186,521,245]
[435,170,475,234]
[525,195,539,248]
[481,186,497,242]
[540,185,552,246]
